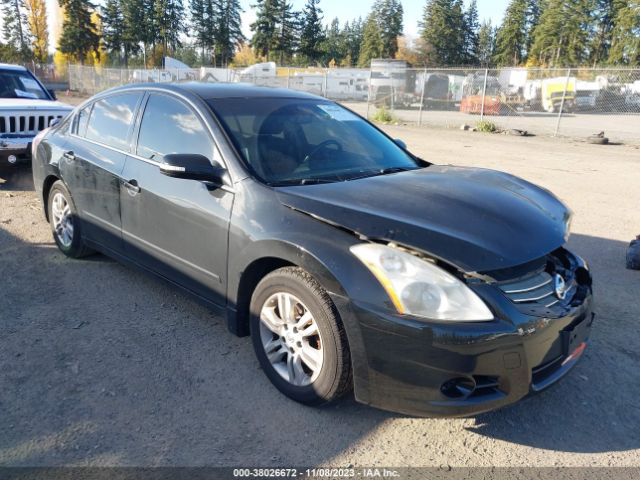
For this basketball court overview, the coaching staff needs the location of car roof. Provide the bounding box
[0,63,28,71]
[107,82,326,101]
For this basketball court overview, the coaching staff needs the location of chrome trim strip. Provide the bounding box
[545,299,560,308]
[160,164,186,172]
[512,290,555,303]
[503,277,552,294]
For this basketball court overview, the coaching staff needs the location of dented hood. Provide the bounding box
[276,166,571,273]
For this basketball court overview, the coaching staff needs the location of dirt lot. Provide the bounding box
[1,126,639,468]
[343,102,640,145]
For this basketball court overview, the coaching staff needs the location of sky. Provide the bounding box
[16,0,509,54]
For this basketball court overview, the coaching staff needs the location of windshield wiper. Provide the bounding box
[347,166,416,181]
[299,177,338,185]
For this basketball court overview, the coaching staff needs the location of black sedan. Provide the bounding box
[32,83,594,416]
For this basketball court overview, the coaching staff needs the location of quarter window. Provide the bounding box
[136,94,212,162]
[75,104,92,136]
[85,93,140,150]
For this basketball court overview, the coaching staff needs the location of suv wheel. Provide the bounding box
[250,267,352,405]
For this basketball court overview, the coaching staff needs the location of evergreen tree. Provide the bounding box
[250,0,279,59]
[2,0,31,60]
[215,0,244,65]
[358,13,383,67]
[589,0,626,65]
[463,0,479,64]
[273,0,298,64]
[58,0,100,63]
[299,0,324,64]
[121,0,144,64]
[528,0,593,67]
[189,0,209,63]
[153,0,184,62]
[345,17,364,66]
[477,19,495,66]
[418,0,466,66]
[321,17,344,65]
[25,0,48,63]
[102,0,125,64]
[493,0,529,66]
[608,0,640,65]
[373,0,403,58]
[526,0,541,53]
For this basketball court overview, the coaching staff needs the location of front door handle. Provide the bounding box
[63,150,75,161]
[123,179,141,195]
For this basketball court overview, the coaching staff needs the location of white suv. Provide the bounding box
[0,63,72,166]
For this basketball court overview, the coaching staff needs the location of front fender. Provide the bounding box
[227,225,384,405]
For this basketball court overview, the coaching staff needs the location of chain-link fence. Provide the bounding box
[64,64,640,143]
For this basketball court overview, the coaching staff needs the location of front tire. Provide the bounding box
[47,180,93,258]
[250,267,352,406]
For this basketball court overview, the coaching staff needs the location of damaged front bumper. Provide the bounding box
[332,248,594,418]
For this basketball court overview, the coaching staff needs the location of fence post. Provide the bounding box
[322,70,327,98]
[287,67,290,89]
[480,68,488,121]
[554,68,571,137]
[366,65,372,120]
[418,68,426,126]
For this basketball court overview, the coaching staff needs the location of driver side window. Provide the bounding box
[136,94,213,163]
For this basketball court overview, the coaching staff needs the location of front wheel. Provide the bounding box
[250,267,352,405]
[47,180,93,258]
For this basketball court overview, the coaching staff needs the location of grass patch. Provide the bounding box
[371,106,396,124]
[476,120,499,133]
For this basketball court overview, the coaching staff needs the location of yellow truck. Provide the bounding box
[541,76,576,113]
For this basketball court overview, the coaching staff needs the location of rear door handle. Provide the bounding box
[123,179,141,195]
[63,150,75,161]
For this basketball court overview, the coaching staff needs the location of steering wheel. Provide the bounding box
[304,139,343,163]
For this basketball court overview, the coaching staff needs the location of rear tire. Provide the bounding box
[47,180,93,258]
[250,267,352,406]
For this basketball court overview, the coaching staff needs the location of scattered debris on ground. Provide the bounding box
[587,131,609,145]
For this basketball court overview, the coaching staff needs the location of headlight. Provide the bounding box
[350,244,493,321]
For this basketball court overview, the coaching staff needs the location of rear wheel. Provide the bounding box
[250,267,352,405]
[47,180,93,258]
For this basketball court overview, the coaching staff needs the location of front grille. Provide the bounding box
[499,271,558,307]
[0,113,65,135]
[487,249,586,317]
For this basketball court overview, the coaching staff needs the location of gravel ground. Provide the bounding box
[1,126,639,468]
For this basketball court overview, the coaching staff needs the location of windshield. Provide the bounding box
[208,98,420,186]
[0,69,50,100]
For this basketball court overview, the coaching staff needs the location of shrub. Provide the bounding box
[372,106,396,124]
[476,120,498,133]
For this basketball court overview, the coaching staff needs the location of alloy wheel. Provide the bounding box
[259,292,324,387]
[51,192,74,248]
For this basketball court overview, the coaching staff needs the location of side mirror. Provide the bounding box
[160,153,227,185]
[48,89,57,100]
[394,138,408,150]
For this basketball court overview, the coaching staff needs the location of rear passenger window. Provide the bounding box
[136,94,212,162]
[85,93,140,150]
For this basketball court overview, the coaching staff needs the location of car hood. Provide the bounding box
[0,98,72,111]
[276,166,571,273]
